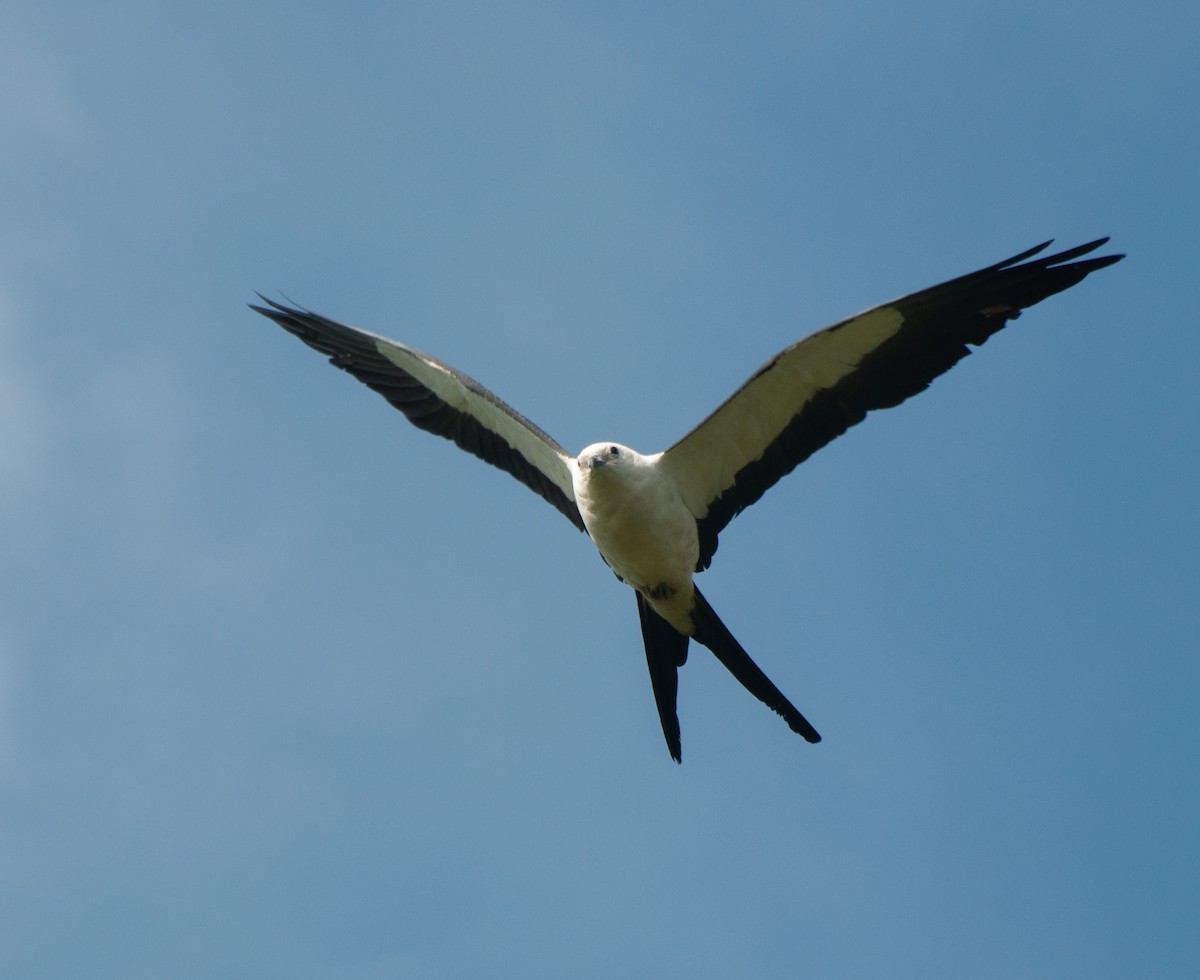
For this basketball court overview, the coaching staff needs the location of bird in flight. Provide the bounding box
[253,238,1122,762]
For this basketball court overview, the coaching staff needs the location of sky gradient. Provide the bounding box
[2,2,1197,977]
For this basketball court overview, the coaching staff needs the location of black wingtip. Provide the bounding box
[992,239,1055,270]
[1039,236,1116,267]
[992,236,1124,274]
[249,294,306,322]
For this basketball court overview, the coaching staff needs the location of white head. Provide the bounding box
[571,442,671,543]
[575,442,648,476]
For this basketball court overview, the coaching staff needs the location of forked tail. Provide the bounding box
[690,586,821,744]
[636,591,689,763]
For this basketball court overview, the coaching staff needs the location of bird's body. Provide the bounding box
[573,444,697,632]
[252,238,1123,762]
[571,440,823,755]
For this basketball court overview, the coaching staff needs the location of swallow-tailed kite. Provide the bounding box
[253,238,1122,762]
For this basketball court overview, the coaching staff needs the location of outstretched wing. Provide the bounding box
[658,239,1123,569]
[252,298,585,531]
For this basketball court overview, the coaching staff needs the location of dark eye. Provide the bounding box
[609,445,619,456]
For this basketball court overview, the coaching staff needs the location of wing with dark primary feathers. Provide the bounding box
[658,239,1124,570]
[251,298,585,531]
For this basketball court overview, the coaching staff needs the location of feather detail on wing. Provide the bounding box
[251,298,585,531]
[658,239,1123,569]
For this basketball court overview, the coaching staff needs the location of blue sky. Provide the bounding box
[2,2,1197,977]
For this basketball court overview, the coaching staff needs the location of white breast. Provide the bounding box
[572,445,699,606]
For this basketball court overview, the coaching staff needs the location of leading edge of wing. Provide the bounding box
[658,239,1124,569]
[251,298,586,531]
